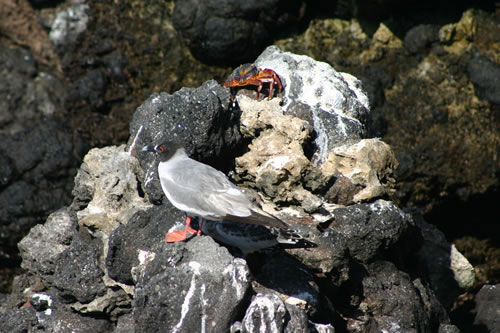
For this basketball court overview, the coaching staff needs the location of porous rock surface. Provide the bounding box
[2,47,472,332]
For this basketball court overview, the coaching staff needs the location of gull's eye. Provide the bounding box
[156,145,164,153]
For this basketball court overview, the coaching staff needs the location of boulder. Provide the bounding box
[8,46,467,332]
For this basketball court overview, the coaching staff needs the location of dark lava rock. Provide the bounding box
[173,0,304,65]
[106,204,184,285]
[254,254,319,306]
[29,0,62,8]
[0,44,78,270]
[0,45,66,134]
[0,307,38,333]
[404,24,440,54]
[0,119,79,265]
[327,200,418,263]
[0,285,111,332]
[360,260,451,332]
[39,306,112,332]
[67,68,108,111]
[438,323,461,333]
[0,45,65,136]
[467,54,500,105]
[130,79,241,203]
[0,45,37,133]
[134,236,250,332]
[50,228,107,303]
[288,227,351,287]
[411,210,475,309]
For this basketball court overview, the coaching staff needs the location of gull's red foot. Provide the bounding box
[165,230,189,243]
[165,216,203,243]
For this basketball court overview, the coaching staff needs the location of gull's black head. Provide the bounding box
[142,141,185,162]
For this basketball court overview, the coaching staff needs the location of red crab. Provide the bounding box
[223,63,283,100]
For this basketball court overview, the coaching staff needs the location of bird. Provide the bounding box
[201,219,314,254]
[142,141,290,243]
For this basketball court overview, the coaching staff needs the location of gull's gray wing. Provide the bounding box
[159,158,253,218]
[159,159,288,229]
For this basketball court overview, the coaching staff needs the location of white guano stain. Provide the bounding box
[253,295,281,333]
[128,125,144,155]
[258,155,290,172]
[137,249,155,266]
[143,171,154,187]
[223,260,248,299]
[257,48,369,165]
[172,261,204,333]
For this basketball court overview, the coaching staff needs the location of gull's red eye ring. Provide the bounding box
[156,145,164,152]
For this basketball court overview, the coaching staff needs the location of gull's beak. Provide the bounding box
[142,145,156,153]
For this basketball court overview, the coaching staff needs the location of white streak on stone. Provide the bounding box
[144,172,154,187]
[341,72,370,110]
[172,261,202,333]
[312,323,335,333]
[128,125,144,155]
[200,283,207,333]
[253,295,282,333]
[223,260,249,300]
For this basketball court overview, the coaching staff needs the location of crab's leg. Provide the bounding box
[257,82,262,100]
[267,81,274,100]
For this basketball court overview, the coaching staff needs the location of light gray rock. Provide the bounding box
[49,4,89,49]
[234,91,397,213]
[241,293,287,333]
[18,207,75,275]
[318,138,397,203]
[473,284,500,331]
[73,145,151,235]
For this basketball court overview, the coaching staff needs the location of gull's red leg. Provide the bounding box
[183,216,199,234]
[196,218,205,236]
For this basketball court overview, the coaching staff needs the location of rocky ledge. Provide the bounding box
[1,47,475,332]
